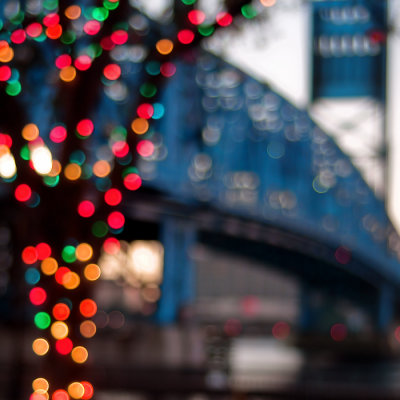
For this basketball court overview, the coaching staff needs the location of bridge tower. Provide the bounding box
[309,0,392,334]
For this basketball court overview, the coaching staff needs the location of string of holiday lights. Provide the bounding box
[0,1,274,399]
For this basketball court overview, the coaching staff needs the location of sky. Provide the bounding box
[218,0,400,231]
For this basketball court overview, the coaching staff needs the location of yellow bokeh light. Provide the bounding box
[22,123,39,141]
[32,338,49,356]
[71,346,88,364]
[60,66,77,82]
[50,321,69,340]
[64,163,82,180]
[156,39,174,55]
[41,257,58,275]
[84,263,101,281]
[76,243,93,262]
[65,5,81,20]
[63,271,80,290]
[93,160,111,178]
[68,382,85,399]
[80,320,96,338]
[0,47,13,63]
[131,118,149,135]
[32,378,49,392]
[48,160,62,177]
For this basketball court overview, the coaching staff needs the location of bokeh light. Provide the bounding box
[34,312,51,330]
[32,378,49,393]
[53,303,70,321]
[52,390,69,400]
[29,287,47,306]
[79,299,97,318]
[63,271,80,290]
[131,118,149,135]
[41,257,58,275]
[330,323,347,342]
[81,382,94,400]
[78,200,95,218]
[22,124,39,141]
[76,243,93,262]
[80,320,97,338]
[32,338,50,356]
[15,184,32,202]
[51,321,69,340]
[84,264,101,281]
[22,246,38,264]
[68,382,84,399]
[55,338,73,355]
[71,346,88,364]
[64,163,82,180]
[156,39,173,55]
[104,188,122,206]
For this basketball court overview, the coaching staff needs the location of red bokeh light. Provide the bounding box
[216,12,233,27]
[53,303,70,321]
[22,246,38,264]
[79,299,97,318]
[55,267,70,285]
[103,64,121,80]
[0,133,12,148]
[112,141,129,158]
[104,188,122,206]
[26,23,43,38]
[74,55,92,71]
[335,246,351,265]
[50,126,67,143]
[15,184,32,202]
[77,200,95,218]
[136,103,154,119]
[46,24,63,39]
[55,338,73,355]
[137,140,154,157]
[272,321,290,340]
[188,10,206,25]
[43,13,60,27]
[52,390,70,400]
[100,36,115,51]
[160,62,176,78]
[81,381,94,400]
[0,66,11,81]
[29,287,47,305]
[224,318,242,336]
[76,119,94,136]
[10,29,26,44]
[177,29,195,44]
[36,242,52,260]
[330,323,347,342]
[123,173,142,191]
[107,211,125,230]
[83,20,101,36]
[111,30,128,45]
[55,54,71,69]
[103,238,120,254]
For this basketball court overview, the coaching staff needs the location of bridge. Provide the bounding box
[113,50,400,338]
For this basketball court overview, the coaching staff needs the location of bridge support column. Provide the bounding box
[298,283,316,333]
[377,284,394,334]
[156,216,197,324]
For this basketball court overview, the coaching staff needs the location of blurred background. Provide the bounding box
[2,0,400,399]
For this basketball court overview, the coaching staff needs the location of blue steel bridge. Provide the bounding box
[115,50,400,335]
